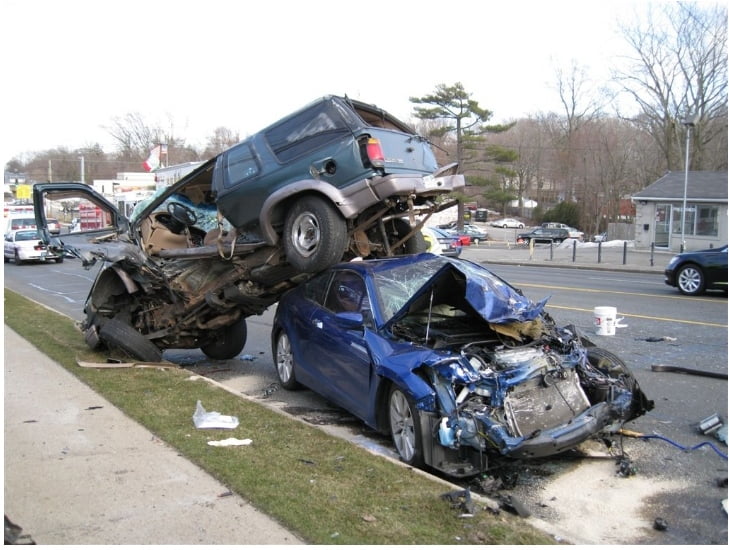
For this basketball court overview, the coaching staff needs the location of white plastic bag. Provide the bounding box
[192,400,239,429]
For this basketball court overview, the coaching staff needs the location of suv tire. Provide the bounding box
[284,196,347,272]
[200,317,247,360]
[99,317,163,362]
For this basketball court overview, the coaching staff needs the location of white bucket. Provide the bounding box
[594,306,627,336]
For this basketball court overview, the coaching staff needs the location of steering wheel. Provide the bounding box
[166,201,198,227]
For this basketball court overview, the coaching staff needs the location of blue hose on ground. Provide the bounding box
[621,430,728,460]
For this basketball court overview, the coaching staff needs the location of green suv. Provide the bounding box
[33,96,464,361]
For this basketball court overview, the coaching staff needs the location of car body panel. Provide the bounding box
[272,253,653,477]
[664,245,728,294]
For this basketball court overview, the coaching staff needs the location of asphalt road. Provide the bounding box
[3,252,728,544]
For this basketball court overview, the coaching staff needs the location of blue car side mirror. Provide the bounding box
[335,311,364,328]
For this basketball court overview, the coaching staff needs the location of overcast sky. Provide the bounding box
[2,0,646,166]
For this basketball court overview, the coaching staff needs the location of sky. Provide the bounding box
[1,0,647,167]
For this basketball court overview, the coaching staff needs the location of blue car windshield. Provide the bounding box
[371,257,448,322]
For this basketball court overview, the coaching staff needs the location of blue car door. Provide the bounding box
[299,271,372,420]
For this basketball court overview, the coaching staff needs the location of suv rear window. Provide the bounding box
[265,101,349,162]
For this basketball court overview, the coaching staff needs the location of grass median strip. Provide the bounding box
[4,289,554,545]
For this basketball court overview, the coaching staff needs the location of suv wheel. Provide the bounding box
[388,218,426,255]
[200,317,247,360]
[99,318,163,362]
[283,196,347,272]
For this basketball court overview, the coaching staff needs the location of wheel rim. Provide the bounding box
[289,212,320,258]
[678,267,701,293]
[275,333,294,383]
[389,389,416,461]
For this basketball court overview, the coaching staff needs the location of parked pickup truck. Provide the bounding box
[33,95,464,361]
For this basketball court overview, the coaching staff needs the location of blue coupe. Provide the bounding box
[271,253,652,477]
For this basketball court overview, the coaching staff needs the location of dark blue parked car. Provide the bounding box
[664,244,728,295]
[272,253,652,477]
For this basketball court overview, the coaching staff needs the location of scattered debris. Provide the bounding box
[616,456,636,477]
[85,406,103,410]
[361,514,377,522]
[697,414,723,435]
[239,354,256,361]
[715,425,727,445]
[207,437,252,447]
[218,491,233,498]
[498,494,531,517]
[192,400,239,429]
[262,383,279,398]
[640,336,677,342]
[441,488,476,516]
[651,364,728,380]
[653,517,668,531]
[4,515,35,545]
[298,458,316,466]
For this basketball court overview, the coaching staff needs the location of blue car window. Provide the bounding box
[325,271,368,314]
[303,271,330,304]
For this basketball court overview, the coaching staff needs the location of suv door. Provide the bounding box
[32,183,129,263]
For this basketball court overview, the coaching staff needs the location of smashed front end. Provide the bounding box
[382,258,653,477]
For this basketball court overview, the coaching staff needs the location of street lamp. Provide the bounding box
[680,113,699,252]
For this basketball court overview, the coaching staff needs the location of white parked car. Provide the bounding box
[566,226,585,241]
[4,229,63,264]
[490,218,524,229]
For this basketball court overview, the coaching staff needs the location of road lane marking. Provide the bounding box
[545,304,727,328]
[514,282,726,304]
[28,283,79,303]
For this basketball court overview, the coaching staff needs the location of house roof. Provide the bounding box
[632,171,727,202]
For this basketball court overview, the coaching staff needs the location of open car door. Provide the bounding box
[33,183,132,266]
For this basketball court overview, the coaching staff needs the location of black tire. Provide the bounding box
[272,329,300,390]
[676,263,705,296]
[200,317,247,360]
[55,255,64,263]
[283,196,347,273]
[388,218,427,255]
[4,254,8,263]
[14,251,24,265]
[586,347,629,377]
[586,346,653,418]
[99,317,163,362]
[387,386,424,467]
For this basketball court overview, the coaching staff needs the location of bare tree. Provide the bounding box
[614,2,728,171]
[201,126,241,158]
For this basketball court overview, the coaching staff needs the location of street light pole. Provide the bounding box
[680,114,698,252]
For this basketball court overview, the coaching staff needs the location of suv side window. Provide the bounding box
[224,143,260,188]
[265,101,349,163]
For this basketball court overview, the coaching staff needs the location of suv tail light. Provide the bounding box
[365,138,385,168]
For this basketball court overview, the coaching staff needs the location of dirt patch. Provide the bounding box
[519,459,686,544]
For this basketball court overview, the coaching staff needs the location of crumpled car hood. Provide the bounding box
[384,255,548,330]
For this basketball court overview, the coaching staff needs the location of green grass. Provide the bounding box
[4,288,555,545]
